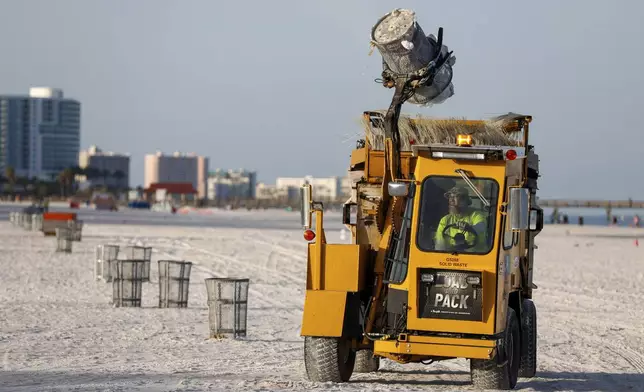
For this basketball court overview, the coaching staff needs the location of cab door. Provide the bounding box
[495,173,522,332]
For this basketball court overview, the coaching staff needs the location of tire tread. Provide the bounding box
[519,299,537,378]
[304,337,354,382]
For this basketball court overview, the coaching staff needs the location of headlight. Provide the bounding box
[421,273,435,283]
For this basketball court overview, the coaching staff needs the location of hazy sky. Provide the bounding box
[1,1,643,199]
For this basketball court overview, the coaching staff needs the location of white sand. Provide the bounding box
[1,212,643,391]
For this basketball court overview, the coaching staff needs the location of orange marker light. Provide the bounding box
[456,134,472,147]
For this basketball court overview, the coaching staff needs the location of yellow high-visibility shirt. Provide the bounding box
[434,210,488,251]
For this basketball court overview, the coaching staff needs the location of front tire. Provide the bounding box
[470,308,521,390]
[518,299,537,378]
[304,336,355,382]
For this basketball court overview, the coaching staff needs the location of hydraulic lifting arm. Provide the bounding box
[363,27,455,345]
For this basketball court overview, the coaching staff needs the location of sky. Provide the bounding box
[1,0,643,199]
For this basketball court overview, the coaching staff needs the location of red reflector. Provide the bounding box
[303,229,316,241]
[506,149,517,160]
[409,139,416,145]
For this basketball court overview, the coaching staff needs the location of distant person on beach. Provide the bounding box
[633,215,640,228]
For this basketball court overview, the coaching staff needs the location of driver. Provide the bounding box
[434,186,487,251]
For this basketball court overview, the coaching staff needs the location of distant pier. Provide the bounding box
[537,199,643,224]
[537,199,644,209]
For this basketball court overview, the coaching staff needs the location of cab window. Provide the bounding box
[416,175,499,255]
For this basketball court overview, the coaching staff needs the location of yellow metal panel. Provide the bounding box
[374,339,495,360]
[366,150,415,181]
[301,290,347,337]
[406,334,495,347]
[306,243,368,292]
[323,244,367,292]
[405,156,507,335]
[350,147,366,167]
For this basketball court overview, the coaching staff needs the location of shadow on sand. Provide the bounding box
[1,369,643,391]
[357,369,644,390]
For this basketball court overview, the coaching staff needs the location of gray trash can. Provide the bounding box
[55,228,73,253]
[32,214,43,232]
[67,220,83,241]
[205,278,249,338]
[158,260,192,308]
[95,244,120,282]
[123,246,152,282]
[22,213,32,231]
[112,260,146,307]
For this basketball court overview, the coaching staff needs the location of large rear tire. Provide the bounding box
[470,308,521,390]
[518,299,537,378]
[304,336,356,382]
[354,349,380,373]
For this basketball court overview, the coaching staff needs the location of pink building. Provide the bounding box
[144,151,209,200]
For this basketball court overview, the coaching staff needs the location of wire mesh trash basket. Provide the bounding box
[12,212,21,227]
[95,244,120,282]
[32,214,43,232]
[158,260,192,308]
[55,228,73,253]
[205,278,249,338]
[19,213,28,229]
[67,220,83,241]
[123,246,152,282]
[22,214,32,230]
[112,260,146,307]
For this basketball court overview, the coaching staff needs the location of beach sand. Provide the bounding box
[1,213,643,391]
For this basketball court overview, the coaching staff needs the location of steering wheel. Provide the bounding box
[441,222,479,250]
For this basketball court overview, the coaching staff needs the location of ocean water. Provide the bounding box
[541,208,642,227]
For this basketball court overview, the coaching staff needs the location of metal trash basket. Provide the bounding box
[55,228,73,253]
[23,214,33,230]
[19,213,28,229]
[112,260,146,307]
[205,278,249,338]
[32,214,43,232]
[67,220,83,241]
[123,246,152,282]
[95,244,120,282]
[158,260,192,308]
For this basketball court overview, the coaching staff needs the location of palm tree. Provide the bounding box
[5,166,16,186]
[71,165,84,181]
[4,166,16,196]
[113,170,125,181]
[113,170,126,189]
[85,167,100,183]
[101,169,110,186]
[57,168,74,197]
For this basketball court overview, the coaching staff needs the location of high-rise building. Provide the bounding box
[144,151,209,200]
[207,168,257,201]
[276,176,342,201]
[78,145,130,189]
[0,87,81,180]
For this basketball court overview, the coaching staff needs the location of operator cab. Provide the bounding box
[417,176,499,255]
